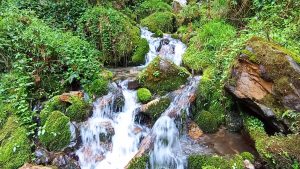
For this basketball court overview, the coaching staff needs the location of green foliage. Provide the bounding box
[132,38,149,65]
[0,116,31,169]
[84,77,109,97]
[145,97,171,120]
[0,101,14,128]
[39,111,71,151]
[240,152,255,163]
[17,0,89,30]
[135,0,172,20]
[127,155,149,169]
[66,96,91,122]
[78,6,140,66]
[138,57,190,95]
[137,88,152,103]
[141,12,176,36]
[195,110,221,133]
[177,3,201,26]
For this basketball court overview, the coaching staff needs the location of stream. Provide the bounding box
[74,27,255,169]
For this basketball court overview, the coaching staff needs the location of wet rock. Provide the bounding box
[99,121,115,142]
[244,160,255,169]
[34,147,52,165]
[19,163,56,169]
[140,99,160,112]
[51,153,80,169]
[128,80,140,90]
[59,91,84,103]
[226,37,300,133]
[111,85,125,112]
[187,120,203,140]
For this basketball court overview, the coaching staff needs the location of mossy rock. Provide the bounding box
[78,6,141,66]
[195,110,221,133]
[127,155,149,169]
[145,97,171,120]
[135,0,172,20]
[188,154,248,169]
[141,11,177,36]
[39,111,71,151]
[132,38,149,65]
[84,77,109,97]
[0,116,31,169]
[137,88,152,103]
[65,96,91,122]
[40,96,68,125]
[138,57,190,95]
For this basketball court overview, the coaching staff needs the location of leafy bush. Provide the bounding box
[141,12,176,36]
[39,111,71,151]
[84,77,109,97]
[78,6,141,66]
[0,116,31,169]
[135,0,172,20]
[137,88,152,103]
[177,3,201,26]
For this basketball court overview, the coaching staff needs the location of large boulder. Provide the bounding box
[138,57,190,95]
[226,37,300,133]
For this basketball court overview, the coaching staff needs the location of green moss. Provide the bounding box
[127,155,149,169]
[138,57,190,95]
[195,110,220,133]
[84,77,109,97]
[188,154,247,169]
[39,111,71,151]
[0,102,14,129]
[141,12,176,36]
[145,97,171,120]
[0,116,31,169]
[78,6,141,66]
[132,38,149,65]
[137,88,152,103]
[135,0,172,20]
[66,96,91,122]
[240,152,255,163]
[40,96,67,125]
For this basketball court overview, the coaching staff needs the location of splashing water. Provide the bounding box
[76,81,149,169]
[174,0,187,6]
[141,27,186,66]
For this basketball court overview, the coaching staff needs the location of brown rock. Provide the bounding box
[59,91,84,103]
[19,163,56,169]
[188,121,203,140]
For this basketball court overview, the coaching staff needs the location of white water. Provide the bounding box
[76,82,149,169]
[174,0,187,6]
[141,27,187,66]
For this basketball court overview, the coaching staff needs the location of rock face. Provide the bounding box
[187,120,203,140]
[226,37,300,133]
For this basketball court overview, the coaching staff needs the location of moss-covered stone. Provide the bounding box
[40,96,67,125]
[145,97,171,120]
[138,57,190,95]
[78,6,141,66]
[0,116,31,169]
[141,12,176,36]
[135,0,172,20]
[132,38,149,65]
[137,88,152,103]
[195,110,221,133]
[127,155,149,169]
[65,96,91,122]
[84,77,109,97]
[188,154,248,169]
[39,111,71,151]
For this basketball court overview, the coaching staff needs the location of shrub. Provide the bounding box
[177,3,201,26]
[39,111,71,151]
[78,6,141,66]
[135,0,172,20]
[137,88,152,103]
[66,96,91,122]
[84,77,109,97]
[132,38,149,65]
[0,116,31,169]
[141,12,176,36]
[195,110,220,133]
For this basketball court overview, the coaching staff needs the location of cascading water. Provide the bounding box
[141,27,186,66]
[76,82,149,169]
[150,76,201,169]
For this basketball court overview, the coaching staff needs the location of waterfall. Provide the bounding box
[76,81,149,169]
[141,27,186,66]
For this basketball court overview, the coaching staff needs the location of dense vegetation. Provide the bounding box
[0,0,300,168]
